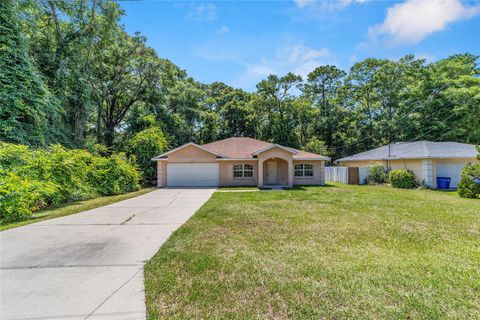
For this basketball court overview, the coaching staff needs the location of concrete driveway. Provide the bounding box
[0,188,215,320]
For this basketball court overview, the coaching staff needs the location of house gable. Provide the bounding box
[255,145,296,161]
[153,143,221,163]
[168,145,219,163]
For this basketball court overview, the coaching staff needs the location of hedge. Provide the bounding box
[365,164,387,184]
[458,163,480,199]
[0,142,140,223]
[388,169,417,189]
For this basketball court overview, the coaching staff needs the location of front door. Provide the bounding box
[266,162,278,185]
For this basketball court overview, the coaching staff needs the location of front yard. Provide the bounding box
[144,184,480,319]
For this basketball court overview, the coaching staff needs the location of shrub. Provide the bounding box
[365,164,387,184]
[88,154,140,195]
[388,169,417,189]
[129,127,167,182]
[0,142,140,223]
[0,172,61,222]
[458,163,480,199]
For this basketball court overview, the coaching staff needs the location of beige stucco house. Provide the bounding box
[337,141,478,188]
[152,137,329,187]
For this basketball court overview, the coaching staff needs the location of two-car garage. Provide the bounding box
[166,163,219,187]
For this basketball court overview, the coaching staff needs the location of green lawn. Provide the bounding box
[145,183,480,319]
[218,186,260,191]
[0,188,155,231]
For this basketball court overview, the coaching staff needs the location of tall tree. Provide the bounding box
[90,30,161,146]
[19,0,110,146]
[255,73,302,147]
[0,0,62,146]
[303,65,346,148]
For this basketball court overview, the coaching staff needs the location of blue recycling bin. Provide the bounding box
[436,177,451,190]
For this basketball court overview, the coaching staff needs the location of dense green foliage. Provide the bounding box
[365,164,387,184]
[0,0,63,146]
[388,169,417,189]
[458,146,480,198]
[1,0,477,162]
[458,163,480,198]
[0,142,139,223]
[129,127,168,182]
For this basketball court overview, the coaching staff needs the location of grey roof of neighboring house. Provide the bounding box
[337,141,479,162]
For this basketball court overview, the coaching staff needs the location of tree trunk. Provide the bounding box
[104,122,115,147]
[96,104,103,143]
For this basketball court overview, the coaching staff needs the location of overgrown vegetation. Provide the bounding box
[0,142,139,223]
[0,0,478,172]
[129,126,168,183]
[458,146,480,198]
[388,169,417,189]
[145,184,480,318]
[365,164,387,184]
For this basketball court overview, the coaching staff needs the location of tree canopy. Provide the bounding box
[2,0,479,181]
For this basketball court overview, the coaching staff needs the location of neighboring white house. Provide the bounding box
[337,141,479,189]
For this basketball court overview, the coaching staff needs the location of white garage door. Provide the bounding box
[435,160,469,188]
[167,163,219,187]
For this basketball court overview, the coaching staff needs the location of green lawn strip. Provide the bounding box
[0,188,155,232]
[144,184,480,319]
[218,186,260,191]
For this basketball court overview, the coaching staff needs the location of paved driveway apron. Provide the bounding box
[0,188,215,320]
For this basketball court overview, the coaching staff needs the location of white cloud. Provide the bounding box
[370,0,480,45]
[217,25,230,35]
[294,0,369,11]
[187,3,217,22]
[247,44,330,78]
[294,0,314,9]
[233,44,332,90]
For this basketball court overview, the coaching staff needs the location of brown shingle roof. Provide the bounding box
[201,137,329,160]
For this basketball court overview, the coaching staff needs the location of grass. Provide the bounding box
[0,188,155,231]
[218,186,260,191]
[144,183,480,319]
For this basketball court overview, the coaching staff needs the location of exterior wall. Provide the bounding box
[257,147,293,187]
[293,160,325,185]
[167,145,218,163]
[219,160,258,187]
[156,161,167,187]
[421,159,433,187]
[339,160,382,167]
[262,159,289,185]
[433,158,478,188]
[341,159,424,183]
[341,157,479,188]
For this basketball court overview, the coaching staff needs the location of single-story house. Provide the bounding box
[337,141,479,188]
[152,137,330,187]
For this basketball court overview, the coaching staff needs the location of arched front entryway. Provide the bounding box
[261,157,290,186]
[256,147,294,187]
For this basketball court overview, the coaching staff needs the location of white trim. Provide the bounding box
[252,144,298,156]
[152,142,225,160]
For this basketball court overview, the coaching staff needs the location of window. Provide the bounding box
[233,164,254,178]
[294,164,314,177]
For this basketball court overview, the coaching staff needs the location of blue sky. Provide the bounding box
[120,0,480,91]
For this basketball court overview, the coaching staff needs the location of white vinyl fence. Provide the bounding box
[325,166,349,184]
[325,166,370,184]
